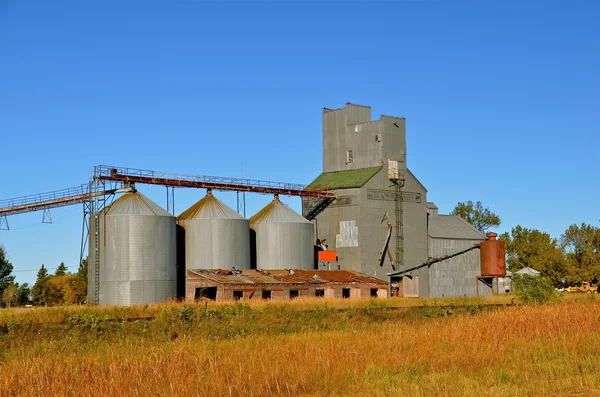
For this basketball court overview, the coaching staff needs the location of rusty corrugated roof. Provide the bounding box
[187,269,388,286]
[266,269,388,285]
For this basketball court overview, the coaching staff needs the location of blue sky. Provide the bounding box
[1,0,598,285]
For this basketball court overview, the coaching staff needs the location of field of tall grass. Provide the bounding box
[1,295,598,396]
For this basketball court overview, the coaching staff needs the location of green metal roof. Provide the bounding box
[306,166,382,191]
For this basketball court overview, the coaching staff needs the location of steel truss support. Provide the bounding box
[166,186,175,215]
[79,200,91,274]
[0,215,8,230]
[42,208,52,224]
[81,171,123,305]
[237,191,246,217]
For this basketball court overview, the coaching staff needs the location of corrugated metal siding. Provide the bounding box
[178,194,250,270]
[94,192,177,306]
[403,276,419,297]
[428,237,490,298]
[250,198,313,270]
[180,218,250,269]
[428,215,485,240]
[252,222,314,269]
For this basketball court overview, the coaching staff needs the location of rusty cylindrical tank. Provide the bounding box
[480,232,506,276]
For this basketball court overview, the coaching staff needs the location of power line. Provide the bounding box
[12,265,74,273]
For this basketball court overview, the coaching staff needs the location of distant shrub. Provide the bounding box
[512,274,556,305]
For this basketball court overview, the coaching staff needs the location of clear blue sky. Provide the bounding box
[1,0,598,286]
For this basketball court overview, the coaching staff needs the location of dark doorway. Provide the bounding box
[176,225,186,300]
[262,290,271,300]
[342,288,351,299]
[315,289,325,297]
[290,290,299,299]
[370,288,378,298]
[314,245,322,270]
[233,290,243,301]
[194,287,217,301]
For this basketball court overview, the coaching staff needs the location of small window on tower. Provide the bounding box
[346,150,353,164]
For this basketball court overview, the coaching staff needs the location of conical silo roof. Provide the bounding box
[250,195,311,224]
[103,192,172,216]
[178,190,245,220]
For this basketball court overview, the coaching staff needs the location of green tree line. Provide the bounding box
[452,201,600,287]
[0,245,87,307]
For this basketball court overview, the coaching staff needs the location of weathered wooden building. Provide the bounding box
[186,269,389,302]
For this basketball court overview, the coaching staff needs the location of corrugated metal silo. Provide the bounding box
[88,191,177,306]
[250,194,314,269]
[177,189,250,270]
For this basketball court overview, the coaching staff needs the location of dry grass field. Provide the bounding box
[1,295,598,396]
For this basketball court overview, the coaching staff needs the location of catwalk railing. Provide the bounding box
[0,184,110,216]
[94,165,335,198]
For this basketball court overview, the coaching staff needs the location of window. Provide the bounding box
[290,290,299,299]
[342,288,351,299]
[346,150,353,164]
[194,287,217,301]
[233,290,243,301]
[370,289,378,298]
[315,289,325,297]
[262,290,272,300]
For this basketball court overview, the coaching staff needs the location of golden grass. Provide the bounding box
[0,295,513,324]
[1,296,599,396]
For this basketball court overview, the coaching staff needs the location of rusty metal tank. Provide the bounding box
[480,232,506,276]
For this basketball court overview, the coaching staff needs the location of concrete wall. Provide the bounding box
[427,238,491,298]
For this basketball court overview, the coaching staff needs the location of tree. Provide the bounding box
[451,201,501,233]
[16,283,30,306]
[499,226,566,287]
[512,274,556,305]
[37,264,48,280]
[2,283,19,307]
[0,245,15,297]
[55,262,67,276]
[78,258,88,280]
[561,222,600,284]
[31,264,50,305]
[75,258,88,304]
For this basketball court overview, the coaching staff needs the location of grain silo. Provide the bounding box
[177,189,250,270]
[88,191,177,306]
[250,194,314,269]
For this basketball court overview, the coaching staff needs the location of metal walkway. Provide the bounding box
[0,165,335,222]
[0,184,111,217]
[94,165,335,198]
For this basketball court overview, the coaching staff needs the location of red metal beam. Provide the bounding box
[98,173,334,198]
